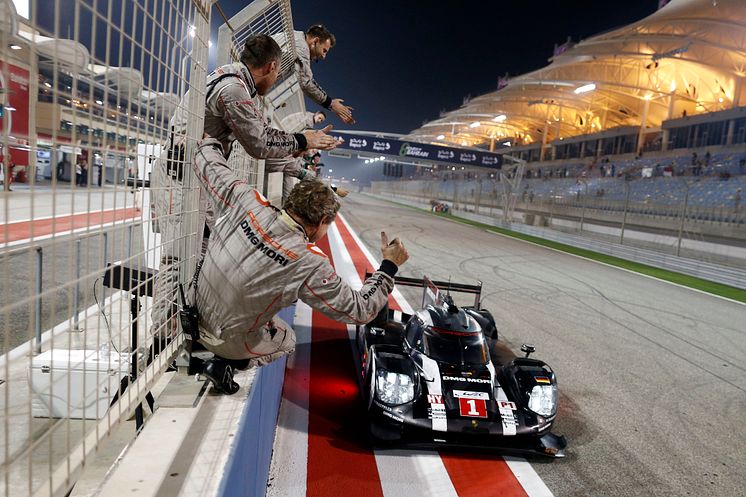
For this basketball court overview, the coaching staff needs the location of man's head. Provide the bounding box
[284,179,340,242]
[240,34,282,95]
[313,111,327,124]
[305,24,335,62]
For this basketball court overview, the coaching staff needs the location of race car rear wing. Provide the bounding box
[365,272,483,310]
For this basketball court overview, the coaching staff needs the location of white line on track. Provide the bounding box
[266,302,313,497]
[327,221,460,497]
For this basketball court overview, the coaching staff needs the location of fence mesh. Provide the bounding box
[0,0,211,496]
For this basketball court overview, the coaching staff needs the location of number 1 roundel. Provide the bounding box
[458,397,487,418]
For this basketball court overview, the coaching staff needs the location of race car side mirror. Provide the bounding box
[521,343,536,358]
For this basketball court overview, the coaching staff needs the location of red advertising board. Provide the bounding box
[0,60,30,166]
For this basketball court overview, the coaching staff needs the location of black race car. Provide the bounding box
[355,275,567,458]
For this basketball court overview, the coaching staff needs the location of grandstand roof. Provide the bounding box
[405,0,746,150]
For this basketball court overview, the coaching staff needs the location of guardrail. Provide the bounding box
[373,192,746,291]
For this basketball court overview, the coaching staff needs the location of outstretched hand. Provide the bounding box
[331,98,356,124]
[380,231,408,266]
[303,124,340,151]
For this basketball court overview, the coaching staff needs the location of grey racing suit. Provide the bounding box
[150,62,310,340]
[191,138,398,363]
[273,30,332,109]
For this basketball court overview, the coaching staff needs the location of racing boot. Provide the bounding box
[202,358,240,395]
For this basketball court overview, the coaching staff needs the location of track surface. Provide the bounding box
[270,192,746,497]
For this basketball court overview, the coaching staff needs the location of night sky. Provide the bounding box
[216,0,659,134]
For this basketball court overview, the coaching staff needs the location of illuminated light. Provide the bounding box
[669,81,677,92]
[719,97,724,103]
[436,134,445,140]
[574,83,596,94]
[189,25,196,38]
[4,106,15,111]
[505,141,511,147]
[9,44,21,50]
[379,156,384,160]
[493,114,507,122]
[461,141,467,146]
[44,82,52,88]
[208,40,213,47]
[469,121,480,128]
[644,94,652,100]
[95,99,103,105]
[451,167,456,171]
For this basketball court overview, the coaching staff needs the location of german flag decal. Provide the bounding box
[535,377,551,384]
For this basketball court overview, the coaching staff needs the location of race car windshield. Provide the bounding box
[423,330,489,366]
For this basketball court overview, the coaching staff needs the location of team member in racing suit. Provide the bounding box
[151,34,340,343]
[273,25,355,124]
[192,137,409,393]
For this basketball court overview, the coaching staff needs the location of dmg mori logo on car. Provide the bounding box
[442,375,490,384]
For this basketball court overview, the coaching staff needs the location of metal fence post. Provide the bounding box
[72,239,81,331]
[620,181,631,244]
[35,247,43,354]
[101,232,108,304]
[677,182,691,256]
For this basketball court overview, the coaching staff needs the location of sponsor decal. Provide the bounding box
[399,142,430,158]
[428,406,447,422]
[427,394,443,404]
[458,398,487,418]
[248,212,299,260]
[453,390,489,400]
[442,375,491,384]
[496,386,517,435]
[372,141,391,152]
[535,377,551,384]
[498,400,517,410]
[382,410,404,423]
[349,138,367,148]
[373,399,394,412]
[361,276,384,300]
[240,215,298,267]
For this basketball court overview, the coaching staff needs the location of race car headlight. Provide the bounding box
[528,384,558,417]
[375,369,414,405]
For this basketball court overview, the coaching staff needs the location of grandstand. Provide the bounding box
[370,0,746,261]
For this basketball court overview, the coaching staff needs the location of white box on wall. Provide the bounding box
[29,349,130,420]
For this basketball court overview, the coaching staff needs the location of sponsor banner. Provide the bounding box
[330,132,503,169]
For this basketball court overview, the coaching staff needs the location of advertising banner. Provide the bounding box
[329,132,503,169]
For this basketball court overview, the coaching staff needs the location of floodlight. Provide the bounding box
[574,83,596,94]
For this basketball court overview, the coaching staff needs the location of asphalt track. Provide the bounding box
[271,192,746,497]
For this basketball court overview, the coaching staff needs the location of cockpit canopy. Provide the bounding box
[404,298,489,366]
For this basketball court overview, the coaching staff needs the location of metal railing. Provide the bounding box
[371,177,746,268]
[0,1,211,496]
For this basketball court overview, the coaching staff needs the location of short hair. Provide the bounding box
[315,110,327,119]
[284,179,340,226]
[240,34,282,69]
[305,24,336,47]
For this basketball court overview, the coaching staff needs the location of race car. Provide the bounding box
[355,275,567,458]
